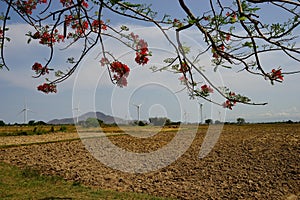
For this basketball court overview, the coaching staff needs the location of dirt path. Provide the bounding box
[0,131,123,147]
[0,124,299,199]
[0,132,79,147]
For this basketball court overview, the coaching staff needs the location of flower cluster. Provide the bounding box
[32,62,49,75]
[222,100,236,110]
[212,44,225,59]
[37,83,57,93]
[73,20,88,36]
[226,12,237,23]
[100,57,109,66]
[173,18,184,28]
[225,34,231,41]
[270,68,284,81]
[178,75,188,84]
[130,33,150,65]
[31,27,64,46]
[0,28,3,39]
[200,84,214,97]
[110,61,130,87]
[15,0,47,15]
[91,20,107,32]
[222,91,237,109]
[179,62,189,73]
[65,15,90,38]
[60,0,88,8]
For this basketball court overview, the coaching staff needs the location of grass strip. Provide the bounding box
[0,161,172,200]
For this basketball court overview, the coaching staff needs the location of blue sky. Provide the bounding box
[0,0,299,124]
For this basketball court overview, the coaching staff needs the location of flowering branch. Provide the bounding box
[0,0,299,109]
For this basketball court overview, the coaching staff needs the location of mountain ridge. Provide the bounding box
[47,111,127,125]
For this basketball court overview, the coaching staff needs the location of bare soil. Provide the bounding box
[0,124,299,200]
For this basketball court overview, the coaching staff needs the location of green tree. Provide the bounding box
[205,119,213,125]
[149,117,169,126]
[85,118,100,128]
[0,0,299,108]
[237,117,246,125]
[28,120,35,126]
[0,120,5,126]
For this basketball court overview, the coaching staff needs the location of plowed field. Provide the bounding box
[0,124,299,199]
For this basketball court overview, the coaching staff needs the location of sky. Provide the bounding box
[0,0,299,124]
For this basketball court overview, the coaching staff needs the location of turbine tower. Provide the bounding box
[73,102,80,124]
[183,110,189,124]
[198,102,203,124]
[18,99,31,124]
[132,103,142,121]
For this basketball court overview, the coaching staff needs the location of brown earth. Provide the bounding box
[0,124,299,199]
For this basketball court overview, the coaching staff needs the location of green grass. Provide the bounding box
[0,162,172,200]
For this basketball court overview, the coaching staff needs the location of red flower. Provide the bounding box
[179,75,188,83]
[110,61,130,87]
[130,32,139,41]
[212,44,225,58]
[271,68,284,81]
[135,40,149,65]
[117,76,128,87]
[57,34,64,41]
[222,100,236,110]
[135,53,149,65]
[200,84,213,97]
[229,91,236,96]
[37,83,57,93]
[60,0,74,7]
[225,34,231,41]
[201,84,213,93]
[129,32,151,65]
[16,0,47,15]
[179,62,189,73]
[32,31,41,39]
[65,15,73,26]
[100,57,109,66]
[32,62,49,75]
[82,21,88,29]
[92,20,107,31]
[32,62,43,72]
[81,0,88,8]
[0,29,3,39]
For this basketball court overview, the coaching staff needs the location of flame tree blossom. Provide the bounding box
[37,83,57,93]
[110,61,130,87]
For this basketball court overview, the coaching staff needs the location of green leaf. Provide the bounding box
[120,25,129,31]
[123,2,141,7]
[110,0,122,5]
[239,16,247,21]
[243,41,253,48]
[221,65,232,69]
[163,58,176,63]
[67,57,75,64]
[214,66,218,72]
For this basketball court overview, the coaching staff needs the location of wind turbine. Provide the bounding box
[198,102,204,124]
[183,110,190,124]
[132,103,142,121]
[18,99,32,124]
[73,102,80,124]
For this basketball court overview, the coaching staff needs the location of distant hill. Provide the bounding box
[48,111,128,125]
